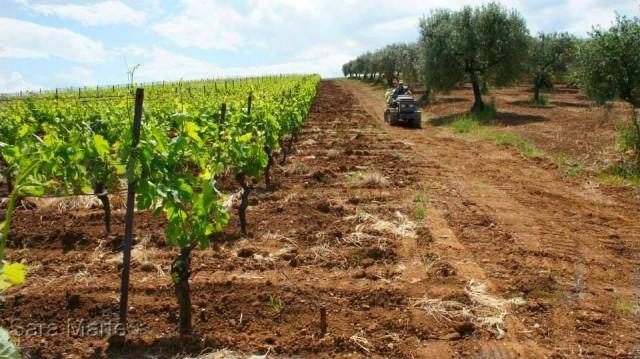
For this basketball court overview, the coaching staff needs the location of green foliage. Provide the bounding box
[267,295,285,315]
[417,2,529,109]
[577,15,640,162]
[0,262,26,290]
[451,115,481,134]
[598,162,640,186]
[529,94,550,107]
[447,106,542,158]
[551,154,582,176]
[0,75,319,250]
[343,43,421,87]
[619,119,640,153]
[415,202,426,221]
[576,15,640,107]
[450,105,497,133]
[614,299,639,315]
[528,32,578,99]
[0,75,320,335]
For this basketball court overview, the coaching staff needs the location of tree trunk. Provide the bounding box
[235,173,252,235]
[287,134,295,162]
[94,183,111,235]
[171,246,192,335]
[278,138,287,164]
[533,76,543,103]
[264,145,273,190]
[471,79,485,112]
[280,135,294,165]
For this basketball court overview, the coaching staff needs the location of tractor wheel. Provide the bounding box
[389,112,399,126]
[384,110,389,123]
[412,112,422,129]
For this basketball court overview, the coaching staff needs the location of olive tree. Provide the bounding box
[397,43,421,88]
[418,2,529,112]
[528,32,577,103]
[577,15,640,163]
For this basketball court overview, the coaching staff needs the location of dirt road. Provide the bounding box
[3,80,640,358]
[341,79,640,358]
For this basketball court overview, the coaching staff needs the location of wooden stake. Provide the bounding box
[119,88,144,331]
[320,305,327,337]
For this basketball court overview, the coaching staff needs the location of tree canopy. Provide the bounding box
[418,2,529,111]
[527,32,577,102]
[577,15,640,162]
[576,15,640,107]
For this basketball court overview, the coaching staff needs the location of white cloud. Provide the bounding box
[0,17,108,62]
[118,45,149,57]
[0,71,42,93]
[30,1,147,26]
[153,2,248,50]
[53,66,96,86]
[131,46,351,82]
[369,16,421,40]
[152,0,342,51]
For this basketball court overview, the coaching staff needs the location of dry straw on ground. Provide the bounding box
[413,280,526,339]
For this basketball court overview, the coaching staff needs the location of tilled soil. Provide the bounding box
[344,80,640,358]
[1,80,639,358]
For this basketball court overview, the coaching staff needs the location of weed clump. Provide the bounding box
[529,94,550,107]
[447,105,542,158]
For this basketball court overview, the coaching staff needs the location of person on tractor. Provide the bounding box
[392,80,410,99]
[386,80,411,106]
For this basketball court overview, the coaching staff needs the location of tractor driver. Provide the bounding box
[392,80,410,99]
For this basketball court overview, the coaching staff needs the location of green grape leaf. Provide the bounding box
[19,185,45,197]
[185,121,201,141]
[237,133,252,143]
[18,124,31,137]
[92,134,110,157]
[0,262,27,291]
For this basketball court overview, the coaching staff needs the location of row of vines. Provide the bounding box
[0,75,321,350]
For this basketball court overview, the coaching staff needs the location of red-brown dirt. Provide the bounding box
[1,80,639,358]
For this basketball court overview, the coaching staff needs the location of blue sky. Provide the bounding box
[0,0,638,93]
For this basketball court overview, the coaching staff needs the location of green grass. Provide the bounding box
[412,191,430,222]
[450,115,480,133]
[597,161,640,186]
[267,295,285,315]
[529,95,550,107]
[618,119,639,154]
[447,106,543,158]
[551,154,583,176]
[415,203,426,221]
[375,126,388,135]
[477,129,544,158]
[614,299,638,316]
[540,86,557,94]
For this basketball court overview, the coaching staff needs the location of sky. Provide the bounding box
[0,0,638,93]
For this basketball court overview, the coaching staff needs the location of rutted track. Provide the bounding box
[343,79,640,358]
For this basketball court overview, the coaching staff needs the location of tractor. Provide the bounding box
[384,94,422,129]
